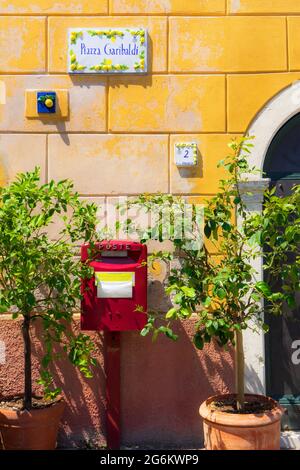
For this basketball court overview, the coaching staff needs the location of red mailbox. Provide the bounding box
[81,241,147,331]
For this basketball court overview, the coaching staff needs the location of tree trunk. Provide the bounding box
[235,329,245,411]
[22,315,32,409]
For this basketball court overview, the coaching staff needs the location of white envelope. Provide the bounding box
[97,280,133,299]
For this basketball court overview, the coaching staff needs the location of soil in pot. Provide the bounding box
[199,394,284,451]
[0,396,65,450]
[210,396,274,414]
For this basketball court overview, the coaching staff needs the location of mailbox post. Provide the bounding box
[81,241,148,449]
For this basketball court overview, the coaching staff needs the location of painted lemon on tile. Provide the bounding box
[45,98,54,108]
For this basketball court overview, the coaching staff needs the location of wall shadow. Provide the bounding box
[31,321,106,448]
[0,312,234,449]
[121,319,234,449]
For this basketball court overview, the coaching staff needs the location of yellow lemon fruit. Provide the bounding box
[70,54,76,63]
[70,63,76,71]
[114,64,121,70]
[149,260,162,277]
[45,98,54,108]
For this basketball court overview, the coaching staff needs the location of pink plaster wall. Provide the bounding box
[0,317,234,449]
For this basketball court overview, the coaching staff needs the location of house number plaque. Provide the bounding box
[175,143,198,167]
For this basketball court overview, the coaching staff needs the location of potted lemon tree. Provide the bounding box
[0,168,98,450]
[123,138,300,450]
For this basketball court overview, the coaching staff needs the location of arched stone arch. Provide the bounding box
[245,82,300,177]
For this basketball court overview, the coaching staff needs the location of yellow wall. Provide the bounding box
[0,0,300,200]
[1,0,300,448]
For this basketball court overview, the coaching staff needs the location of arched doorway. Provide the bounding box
[239,83,300,447]
[263,113,300,432]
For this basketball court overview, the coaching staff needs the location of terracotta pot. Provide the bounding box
[199,394,284,450]
[0,398,65,450]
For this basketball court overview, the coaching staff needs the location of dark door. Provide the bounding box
[263,114,300,431]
